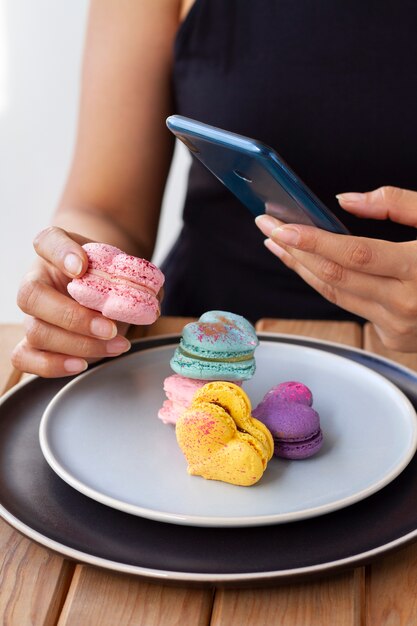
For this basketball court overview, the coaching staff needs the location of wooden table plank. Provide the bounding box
[130,317,197,340]
[213,320,364,626]
[363,323,417,626]
[0,521,75,626]
[256,319,362,346]
[365,546,417,626]
[58,566,213,626]
[211,571,364,626]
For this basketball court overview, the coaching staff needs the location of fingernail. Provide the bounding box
[106,336,131,354]
[64,253,83,276]
[271,226,300,246]
[255,214,279,237]
[336,192,365,203]
[90,317,117,339]
[264,238,286,257]
[64,358,88,373]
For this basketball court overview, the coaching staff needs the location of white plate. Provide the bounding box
[39,340,417,527]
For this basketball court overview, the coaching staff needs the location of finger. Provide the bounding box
[264,239,417,352]
[263,238,385,321]
[336,186,417,227]
[24,317,131,358]
[11,338,89,378]
[268,239,401,304]
[17,279,118,339]
[33,226,89,278]
[269,223,416,280]
[255,214,282,238]
[265,238,417,332]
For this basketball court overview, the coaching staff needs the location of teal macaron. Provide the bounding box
[170,311,259,381]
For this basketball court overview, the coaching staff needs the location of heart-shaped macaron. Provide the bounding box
[170,311,259,381]
[67,243,164,324]
[176,382,273,486]
[253,381,323,459]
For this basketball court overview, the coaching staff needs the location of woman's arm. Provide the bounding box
[55,0,182,256]
[13,0,183,377]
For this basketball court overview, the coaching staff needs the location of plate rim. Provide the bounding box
[38,338,417,527]
[2,333,417,584]
[0,497,416,583]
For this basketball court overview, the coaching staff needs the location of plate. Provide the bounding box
[39,340,417,527]
[2,334,417,584]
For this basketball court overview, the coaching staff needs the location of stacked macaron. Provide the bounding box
[170,310,259,381]
[67,243,164,325]
[158,311,258,425]
[253,381,323,459]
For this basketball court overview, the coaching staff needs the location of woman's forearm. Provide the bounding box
[52,204,154,258]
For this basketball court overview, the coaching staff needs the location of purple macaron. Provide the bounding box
[252,381,323,460]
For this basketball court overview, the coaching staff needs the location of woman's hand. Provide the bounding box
[255,186,417,352]
[12,227,131,377]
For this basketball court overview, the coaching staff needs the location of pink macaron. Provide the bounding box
[158,375,210,425]
[157,374,243,425]
[67,243,165,325]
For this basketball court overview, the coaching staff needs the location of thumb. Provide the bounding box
[336,186,417,228]
[33,226,91,278]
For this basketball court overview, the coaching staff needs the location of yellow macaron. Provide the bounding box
[176,382,273,486]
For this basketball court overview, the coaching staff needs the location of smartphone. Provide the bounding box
[166,115,349,235]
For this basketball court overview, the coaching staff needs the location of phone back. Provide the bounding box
[166,115,348,234]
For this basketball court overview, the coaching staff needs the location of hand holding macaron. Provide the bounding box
[13,227,163,378]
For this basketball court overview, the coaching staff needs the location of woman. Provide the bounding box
[12,0,417,377]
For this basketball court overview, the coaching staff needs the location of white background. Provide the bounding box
[0,0,187,323]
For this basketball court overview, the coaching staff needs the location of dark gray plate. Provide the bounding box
[1,334,417,586]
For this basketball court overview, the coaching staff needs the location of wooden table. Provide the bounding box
[1,317,417,626]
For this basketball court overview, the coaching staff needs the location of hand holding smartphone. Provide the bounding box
[166,115,349,235]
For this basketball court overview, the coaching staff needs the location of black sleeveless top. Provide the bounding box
[161,0,417,322]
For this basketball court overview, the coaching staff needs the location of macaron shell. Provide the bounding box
[276,429,324,460]
[176,403,266,487]
[191,381,273,461]
[170,350,256,381]
[181,310,259,357]
[82,243,165,291]
[67,243,164,324]
[266,381,313,406]
[253,400,321,440]
[82,243,121,270]
[190,438,266,486]
[192,381,252,420]
[170,311,258,381]
[157,400,178,425]
[163,375,211,406]
[250,416,275,461]
[157,375,211,425]
[68,275,159,325]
